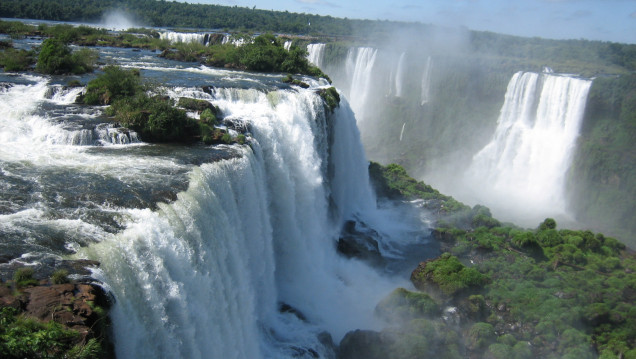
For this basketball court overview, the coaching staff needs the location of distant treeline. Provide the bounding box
[2,0,636,74]
[0,0,409,38]
[470,31,636,75]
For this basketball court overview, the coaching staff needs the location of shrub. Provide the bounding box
[468,322,496,349]
[487,343,513,358]
[177,97,215,112]
[13,267,38,288]
[376,288,440,321]
[51,269,70,284]
[0,48,35,71]
[199,108,219,124]
[109,94,199,143]
[512,232,538,248]
[82,65,142,105]
[413,253,488,296]
[539,218,557,230]
[221,133,232,144]
[35,38,96,75]
[0,307,101,358]
[318,86,340,112]
[537,229,563,247]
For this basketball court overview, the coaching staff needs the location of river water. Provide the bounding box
[0,32,436,358]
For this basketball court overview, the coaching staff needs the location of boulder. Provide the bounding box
[338,220,385,267]
[338,330,392,359]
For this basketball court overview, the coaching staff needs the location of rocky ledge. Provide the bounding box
[0,264,114,358]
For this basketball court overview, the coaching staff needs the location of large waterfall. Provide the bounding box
[87,87,408,358]
[0,58,426,357]
[465,71,592,222]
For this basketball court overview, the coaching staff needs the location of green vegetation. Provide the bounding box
[282,74,309,88]
[318,86,340,112]
[375,288,440,322]
[411,253,488,297]
[107,93,199,143]
[177,97,217,113]
[369,163,636,358]
[0,307,103,359]
[160,33,329,78]
[0,46,35,71]
[80,66,248,145]
[12,267,38,288]
[36,37,96,75]
[369,162,469,214]
[51,269,70,285]
[82,66,142,105]
[568,74,636,246]
[0,20,330,78]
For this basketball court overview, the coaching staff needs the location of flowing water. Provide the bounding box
[320,43,593,227]
[306,43,326,68]
[0,37,435,358]
[464,71,592,223]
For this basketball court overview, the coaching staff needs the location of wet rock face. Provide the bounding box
[338,330,392,359]
[337,220,385,267]
[1,282,111,341]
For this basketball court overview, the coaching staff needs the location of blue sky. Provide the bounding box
[194,0,636,44]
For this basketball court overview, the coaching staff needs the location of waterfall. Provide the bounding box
[306,43,326,68]
[420,56,432,105]
[159,31,207,45]
[79,87,398,358]
[344,47,377,122]
[466,71,592,221]
[284,41,292,51]
[222,35,249,46]
[2,64,427,359]
[394,52,406,98]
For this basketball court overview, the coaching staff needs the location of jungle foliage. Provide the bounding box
[568,73,636,246]
[371,162,636,359]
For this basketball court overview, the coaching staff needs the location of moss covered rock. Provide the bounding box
[411,253,488,298]
[375,288,440,323]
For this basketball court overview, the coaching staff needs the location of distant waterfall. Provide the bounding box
[159,31,207,45]
[420,56,432,105]
[307,43,326,68]
[284,40,292,51]
[394,52,406,97]
[466,71,592,220]
[344,47,377,122]
[222,35,249,46]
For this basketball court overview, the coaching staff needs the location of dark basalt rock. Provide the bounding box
[338,330,391,359]
[337,220,385,267]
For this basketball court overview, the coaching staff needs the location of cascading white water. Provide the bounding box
[78,86,403,359]
[394,52,406,97]
[306,43,326,68]
[283,41,292,51]
[344,47,377,122]
[222,35,249,46]
[465,71,592,222]
[0,77,135,151]
[159,31,207,45]
[420,56,432,105]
